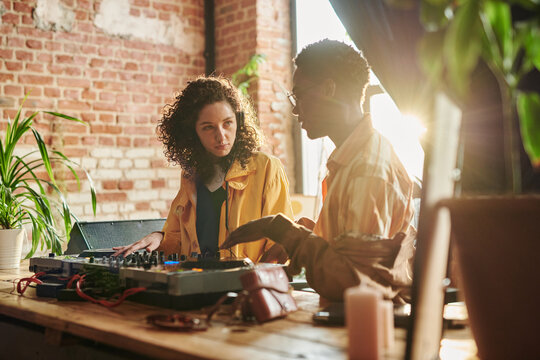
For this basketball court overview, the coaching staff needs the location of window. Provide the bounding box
[294,0,425,212]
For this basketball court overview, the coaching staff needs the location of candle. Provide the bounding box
[345,285,383,360]
[381,300,395,350]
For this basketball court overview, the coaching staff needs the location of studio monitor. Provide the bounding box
[65,218,166,255]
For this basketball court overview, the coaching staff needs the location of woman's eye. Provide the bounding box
[203,126,213,131]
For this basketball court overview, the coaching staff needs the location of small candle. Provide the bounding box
[381,300,394,350]
[345,285,383,360]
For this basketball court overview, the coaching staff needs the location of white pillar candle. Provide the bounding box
[381,300,395,350]
[345,285,383,360]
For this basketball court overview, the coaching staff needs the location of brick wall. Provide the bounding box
[1,0,294,226]
[214,0,295,188]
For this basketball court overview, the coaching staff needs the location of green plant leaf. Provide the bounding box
[523,26,540,71]
[517,91,540,167]
[2,97,97,255]
[483,1,512,73]
[420,0,451,31]
[443,0,483,97]
[232,54,267,96]
[31,128,56,186]
[43,111,87,125]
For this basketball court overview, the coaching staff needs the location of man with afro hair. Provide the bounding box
[222,39,416,303]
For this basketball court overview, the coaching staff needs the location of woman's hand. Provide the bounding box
[112,231,164,257]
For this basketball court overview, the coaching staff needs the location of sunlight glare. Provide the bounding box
[370,94,425,179]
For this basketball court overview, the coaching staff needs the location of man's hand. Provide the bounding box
[112,231,164,257]
[260,243,289,264]
[296,216,315,230]
[220,216,274,250]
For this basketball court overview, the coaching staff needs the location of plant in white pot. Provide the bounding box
[0,97,96,269]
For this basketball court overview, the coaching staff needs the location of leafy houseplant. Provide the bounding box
[0,96,96,263]
[414,1,540,358]
[418,0,540,192]
[231,53,267,96]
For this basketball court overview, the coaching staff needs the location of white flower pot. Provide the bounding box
[0,228,25,269]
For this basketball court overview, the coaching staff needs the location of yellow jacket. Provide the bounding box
[159,152,294,262]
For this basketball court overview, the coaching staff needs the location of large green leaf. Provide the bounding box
[443,0,483,97]
[420,0,451,31]
[523,26,540,72]
[517,92,540,167]
[483,1,512,73]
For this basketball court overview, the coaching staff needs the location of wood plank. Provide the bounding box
[0,261,476,360]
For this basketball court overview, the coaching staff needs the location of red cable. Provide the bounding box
[16,272,46,295]
[71,274,146,308]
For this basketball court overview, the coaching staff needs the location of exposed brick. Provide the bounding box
[133,0,150,6]
[0,0,292,221]
[153,3,179,12]
[62,135,80,145]
[58,100,91,111]
[56,55,74,64]
[99,113,114,123]
[94,81,123,91]
[5,61,23,71]
[0,49,13,59]
[152,179,166,188]
[81,89,96,100]
[91,124,122,134]
[117,137,131,147]
[118,180,134,190]
[2,13,19,25]
[65,66,82,76]
[81,45,97,54]
[124,62,138,71]
[15,50,33,61]
[4,85,22,96]
[7,36,24,47]
[94,102,123,112]
[25,63,44,72]
[13,2,32,13]
[133,137,150,147]
[26,39,42,49]
[19,74,52,85]
[81,136,97,145]
[57,77,91,88]
[45,88,60,97]
[102,180,118,190]
[98,136,114,146]
[135,202,150,211]
[90,58,105,67]
[96,192,128,202]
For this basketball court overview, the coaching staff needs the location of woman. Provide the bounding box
[113,76,293,263]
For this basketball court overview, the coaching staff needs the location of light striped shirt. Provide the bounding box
[313,115,415,243]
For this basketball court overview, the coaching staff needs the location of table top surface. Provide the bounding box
[0,261,476,360]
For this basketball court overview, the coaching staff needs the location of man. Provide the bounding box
[221,39,416,302]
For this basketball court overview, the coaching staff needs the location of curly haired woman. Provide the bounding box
[113,76,294,263]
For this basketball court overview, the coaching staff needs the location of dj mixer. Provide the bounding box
[29,250,274,310]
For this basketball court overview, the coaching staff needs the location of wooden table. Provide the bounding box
[0,261,476,359]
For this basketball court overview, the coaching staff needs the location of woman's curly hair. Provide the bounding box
[158,76,264,182]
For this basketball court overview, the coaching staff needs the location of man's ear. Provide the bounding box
[322,78,336,97]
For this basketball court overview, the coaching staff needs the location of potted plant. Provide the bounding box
[415,1,540,358]
[0,96,96,269]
